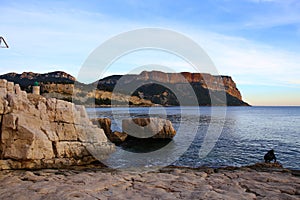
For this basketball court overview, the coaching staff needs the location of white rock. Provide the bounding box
[0,79,7,88]
[0,79,114,169]
[6,81,14,94]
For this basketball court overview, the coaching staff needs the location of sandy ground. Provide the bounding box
[0,164,299,200]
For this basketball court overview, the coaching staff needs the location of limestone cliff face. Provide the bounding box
[138,71,243,100]
[0,79,114,169]
[96,71,248,106]
[0,70,248,106]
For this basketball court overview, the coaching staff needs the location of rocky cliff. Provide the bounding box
[96,71,249,106]
[0,79,114,169]
[0,70,249,106]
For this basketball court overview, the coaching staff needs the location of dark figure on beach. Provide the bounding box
[264,149,277,163]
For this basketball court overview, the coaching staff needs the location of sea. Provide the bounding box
[86,106,300,170]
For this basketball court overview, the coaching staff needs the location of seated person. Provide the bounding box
[264,149,277,163]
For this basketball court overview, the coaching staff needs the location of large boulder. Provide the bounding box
[122,118,176,139]
[91,117,176,145]
[0,79,115,169]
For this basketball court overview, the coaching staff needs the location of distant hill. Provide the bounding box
[94,71,249,106]
[0,71,76,94]
[0,71,75,86]
[0,70,249,106]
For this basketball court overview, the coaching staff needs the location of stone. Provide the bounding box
[91,118,112,135]
[7,93,30,112]
[110,131,128,144]
[55,141,89,158]
[0,87,7,98]
[122,117,176,139]
[75,124,108,143]
[6,81,14,94]
[55,99,75,123]
[46,98,57,121]
[14,84,21,94]
[37,101,48,120]
[91,118,129,144]
[0,79,115,169]
[20,90,27,99]
[55,123,77,141]
[41,124,59,142]
[0,79,7,88]
[1,113,54,160]
[1,113,18,130]
[73,105,91,125]
[0,96,8,114]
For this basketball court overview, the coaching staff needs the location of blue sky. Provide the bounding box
[0,0,300,105]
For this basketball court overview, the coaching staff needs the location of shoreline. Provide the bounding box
[2,162,299,175]
[84,104,252,108]
[1,161,299,172]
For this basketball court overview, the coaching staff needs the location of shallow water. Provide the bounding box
[87,106,300,170]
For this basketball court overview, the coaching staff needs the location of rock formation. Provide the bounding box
[96,71,249,106]
[91,118,112,136]
[91,118,128,145]
[91,117,176,145]
[122,118,176,139]
[0,70,249,106]
[110,131,128,144]
[0,79,114,170]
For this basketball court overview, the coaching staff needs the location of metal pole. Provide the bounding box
[0,36,9,48]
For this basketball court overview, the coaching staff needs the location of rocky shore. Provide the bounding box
[0,78,299,199]
[0,79,114,169]
[0,163,299,200]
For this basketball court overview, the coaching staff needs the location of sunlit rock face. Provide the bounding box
[96,71,249,106]
[0,70,249,106]
[122,118,176,139]
[0,79,114,170]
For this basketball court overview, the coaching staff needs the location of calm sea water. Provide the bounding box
[87,106,300,170]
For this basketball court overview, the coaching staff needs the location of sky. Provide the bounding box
[0,0,300,106]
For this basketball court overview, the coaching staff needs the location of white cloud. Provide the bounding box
[242,0,300,28]
[0,4,142,76]
[184,30,300,88]
[1,1,299,91]
[288,80,300,85]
